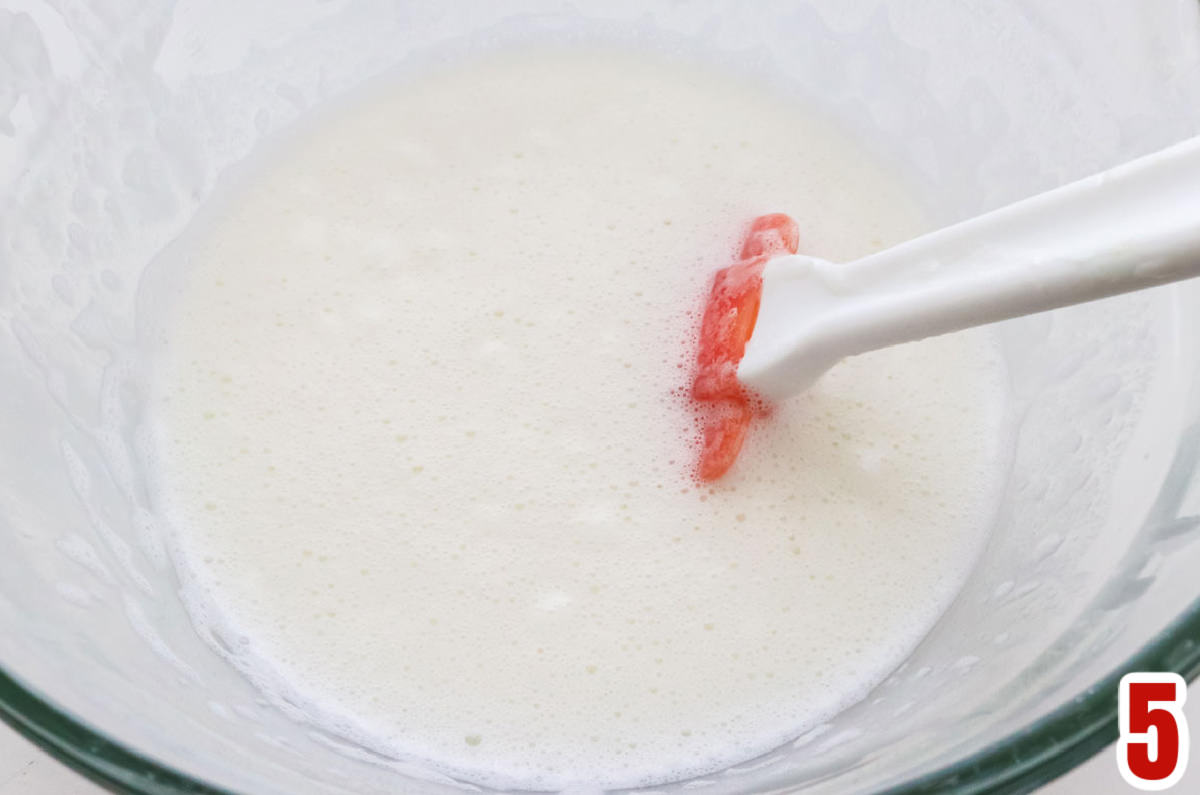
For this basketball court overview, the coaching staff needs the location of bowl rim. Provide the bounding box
[4,3,1200,790]
[3,599,1200,794]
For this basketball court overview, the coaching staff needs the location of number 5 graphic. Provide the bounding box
[1117,672,1189,790]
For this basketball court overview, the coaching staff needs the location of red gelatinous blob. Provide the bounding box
[739,213,800,260]
[692,256,767,403]
[691,213,800,482]
[696,402,754,482]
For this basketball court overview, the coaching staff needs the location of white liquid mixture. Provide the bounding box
[148,49,1008,789]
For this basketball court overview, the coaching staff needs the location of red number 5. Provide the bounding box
[1118,672,1189,790]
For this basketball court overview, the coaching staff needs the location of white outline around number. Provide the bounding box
[1116,672,1189,791]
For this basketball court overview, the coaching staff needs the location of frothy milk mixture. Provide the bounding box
[148,49,1007,788]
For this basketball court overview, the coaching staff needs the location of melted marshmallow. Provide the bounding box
[148,48,1008,789]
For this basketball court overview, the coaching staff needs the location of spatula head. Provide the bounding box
[691,213,799,481]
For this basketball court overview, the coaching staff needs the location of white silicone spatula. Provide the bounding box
[738,135,1200,401]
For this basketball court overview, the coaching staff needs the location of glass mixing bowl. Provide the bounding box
[3,1,1200,792]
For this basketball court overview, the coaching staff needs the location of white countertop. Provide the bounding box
[4,695,1197,794]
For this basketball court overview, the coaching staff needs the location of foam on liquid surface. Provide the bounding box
[149,48,1008,789]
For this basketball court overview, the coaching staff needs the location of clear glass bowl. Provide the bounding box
[3,1,1200,793]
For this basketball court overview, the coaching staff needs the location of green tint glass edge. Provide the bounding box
[0,666,230,795]
[887,601,1200,795]
[2,598,1200,794]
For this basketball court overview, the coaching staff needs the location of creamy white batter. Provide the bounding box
[147,49,1008,789]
